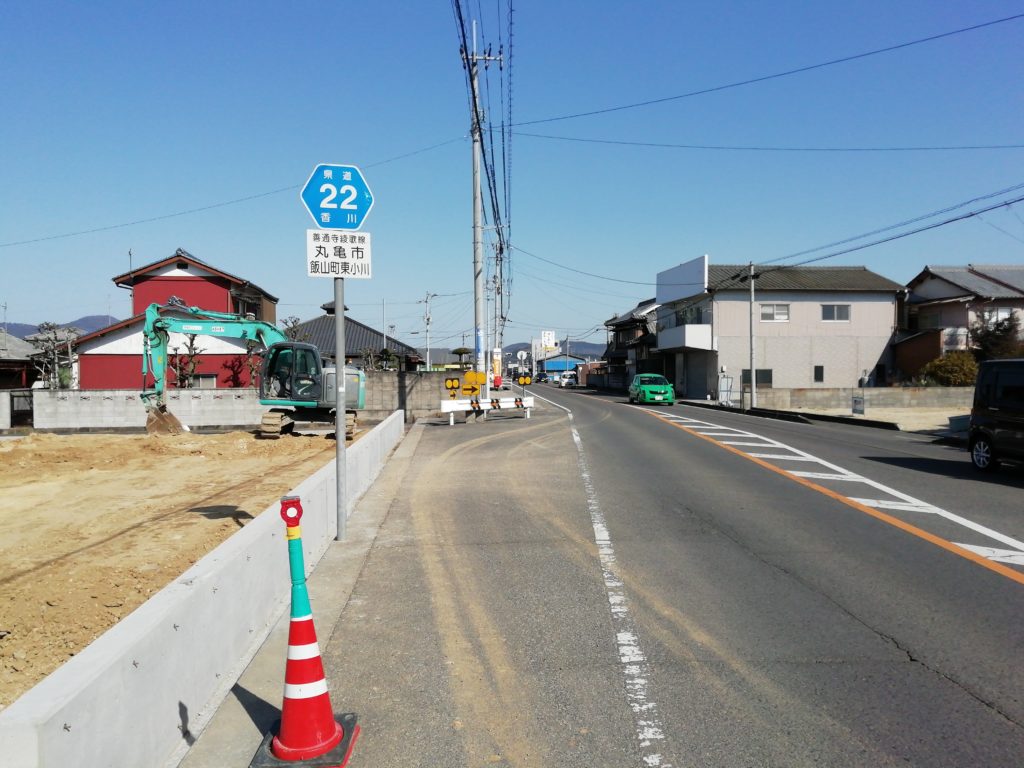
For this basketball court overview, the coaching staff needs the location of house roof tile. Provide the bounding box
[111,248,279,303]
[709,265,903,293]
[294,315,419,360]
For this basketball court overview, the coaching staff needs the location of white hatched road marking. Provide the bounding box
[632,406,1024,568]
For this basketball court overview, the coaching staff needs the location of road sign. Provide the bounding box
[306,230,372,279]
[517,350,527,362]
[301,163,374,230]
[461,370,485,396]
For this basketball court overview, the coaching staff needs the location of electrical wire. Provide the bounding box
[511,130,1024,153]
[515,13,1024,127]
[0,137,464,249]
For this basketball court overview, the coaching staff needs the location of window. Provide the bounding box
[194,374,218,389]
[760,304,789,322]
[741,369,774,388]
[985,307,1013,327]
[821,304,850,322]
[814,365,824,383]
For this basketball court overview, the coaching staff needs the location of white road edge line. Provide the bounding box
[537,391,673,767]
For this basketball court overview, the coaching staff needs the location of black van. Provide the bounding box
[969,358,1024,471]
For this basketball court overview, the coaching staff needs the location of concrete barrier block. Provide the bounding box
[0,411,405,768]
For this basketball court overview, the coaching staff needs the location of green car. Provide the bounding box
[628,374,675,405]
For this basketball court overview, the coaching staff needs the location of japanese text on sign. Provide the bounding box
[306,229,373,280]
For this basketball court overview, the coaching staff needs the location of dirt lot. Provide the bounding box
[0,430,340,710]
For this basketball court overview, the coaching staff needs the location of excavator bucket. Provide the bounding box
[145,403,188,435]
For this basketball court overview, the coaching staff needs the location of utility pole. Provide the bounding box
[748,262,757,410]
[382,298,387,357]
[464,21,501,401]
[421,291,437,370]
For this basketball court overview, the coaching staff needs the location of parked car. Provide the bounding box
[969,358,1024,471]
[559,374,577,388]
[628,374,675,405]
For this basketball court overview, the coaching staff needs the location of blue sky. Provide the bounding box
[2,1,1022,348]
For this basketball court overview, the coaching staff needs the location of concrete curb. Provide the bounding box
[0,411,406,768]
[175,420,427,768]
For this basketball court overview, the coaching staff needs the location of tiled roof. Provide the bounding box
[708,265,903,293]
[974,264,1024,293]
[606,298,659,327]
[908,264,1024,300]
[0,331,35,360]
[294,314,419,360]
[111,248,278,303]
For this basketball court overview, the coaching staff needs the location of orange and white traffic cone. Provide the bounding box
[249,496,359,768]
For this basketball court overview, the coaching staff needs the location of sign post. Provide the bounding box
[300,163,374,541]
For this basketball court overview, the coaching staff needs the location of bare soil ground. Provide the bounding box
[0,430,340,710]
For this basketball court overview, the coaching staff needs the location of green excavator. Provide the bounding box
[140,297,365,438]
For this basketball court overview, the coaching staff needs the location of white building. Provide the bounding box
[656,256,904,402]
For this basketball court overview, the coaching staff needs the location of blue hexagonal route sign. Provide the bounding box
[300,163,374,230]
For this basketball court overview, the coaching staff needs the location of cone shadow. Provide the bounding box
[231,683,281,732]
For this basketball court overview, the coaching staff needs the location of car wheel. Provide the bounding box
[970,436,999,472]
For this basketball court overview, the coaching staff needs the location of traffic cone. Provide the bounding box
[249,496,359,768]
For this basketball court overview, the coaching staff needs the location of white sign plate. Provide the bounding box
[306,229,372,279]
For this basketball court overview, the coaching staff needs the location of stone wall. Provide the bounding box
[755,386,974,410]
[364,370,451,422]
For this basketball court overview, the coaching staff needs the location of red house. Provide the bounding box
[74,249,279,390]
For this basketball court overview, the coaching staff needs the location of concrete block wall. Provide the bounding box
[756,386,974,410]
[0,391,10,430]
[0,411,405,768]
[29,376,454,430]
[31,389,266,430]
[364,370,449,422]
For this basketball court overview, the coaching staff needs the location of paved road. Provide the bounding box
[185,390,1024,767]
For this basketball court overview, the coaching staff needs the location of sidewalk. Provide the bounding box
[177,422,427,767]
[678,399,971,444]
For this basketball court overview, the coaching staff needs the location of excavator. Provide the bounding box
[140,297,365,438]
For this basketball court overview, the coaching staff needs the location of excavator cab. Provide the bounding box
[260,343,325,405]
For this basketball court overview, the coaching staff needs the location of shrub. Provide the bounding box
[919,351,978,386]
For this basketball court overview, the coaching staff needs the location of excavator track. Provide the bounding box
[259,410,295,439]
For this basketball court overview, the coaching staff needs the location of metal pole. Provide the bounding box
[425,292,432,371]
[334,277,347,541]
[471,25,486,402]
[749,262,757,410]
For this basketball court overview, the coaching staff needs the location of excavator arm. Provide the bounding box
[141,298,289,433]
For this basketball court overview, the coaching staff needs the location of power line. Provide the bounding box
[511,130,1024,153]
[0,137,464,249]
[516,13,1024,127]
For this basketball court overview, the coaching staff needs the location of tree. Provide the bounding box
[28,322,78,390]
[169,334,204,389]
[451,347,472,369]
[280,316,311,342]
[919,350,978,386]
[969,310,1023,361]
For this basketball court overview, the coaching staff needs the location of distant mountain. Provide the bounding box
[504,340,606,360]
[2,315,120,340]
[66,315,120,334]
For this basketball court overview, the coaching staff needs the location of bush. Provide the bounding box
[919,351,978,386]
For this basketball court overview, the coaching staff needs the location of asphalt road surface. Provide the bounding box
[325,387,1024,767]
